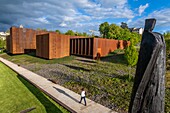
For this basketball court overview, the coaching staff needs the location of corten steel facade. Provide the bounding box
[36,33,70,59]
[6,27,47,54]
[6,35,11,52]
[6,26,130,59]
[70,38,130,59]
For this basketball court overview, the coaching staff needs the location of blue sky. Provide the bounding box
[0,0,169,34]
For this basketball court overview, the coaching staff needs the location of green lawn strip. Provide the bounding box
[0,53,75,65]
[165,88,170,113]
[0,62,69,113]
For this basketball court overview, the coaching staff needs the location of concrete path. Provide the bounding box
[0,57,116,113]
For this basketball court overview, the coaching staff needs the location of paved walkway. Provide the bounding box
[0,57,116,113]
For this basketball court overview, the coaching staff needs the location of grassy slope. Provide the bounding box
[0,52,169,112]
[0,53,74,65]
[0,62,69,113]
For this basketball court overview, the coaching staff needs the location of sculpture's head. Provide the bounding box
[144,18,156,32]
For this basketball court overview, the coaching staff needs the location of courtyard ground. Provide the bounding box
[0,51,169,112]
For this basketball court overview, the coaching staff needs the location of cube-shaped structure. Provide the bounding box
[6,26,47,54]
[36,33,70,59]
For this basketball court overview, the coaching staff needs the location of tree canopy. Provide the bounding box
[99,22,141,67]
[65,30,75,36]
[99,22,109,38]
[0,38,6,49]
[125,42,138,67]
[55,30,61,34]
[36,28,47,31]
[99,22,140,44]
[164,31,170,58]
[65,30,89,37]
[120,22,128,29]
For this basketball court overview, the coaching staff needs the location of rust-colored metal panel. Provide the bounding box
[70,38,93,58]
[7,26,48,54]
[36,33,70,59]
[7,26,130,59]
[6,35,11,52]
[93,38,119,58]
[70,37,129,59]
[36,35,41,57]
[93,38,130,58]
[36,34,49,59]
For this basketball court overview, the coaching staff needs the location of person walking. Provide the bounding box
[79,88,86,106]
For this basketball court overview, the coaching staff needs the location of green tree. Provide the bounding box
[124,40,138,77]
[108,24,122,39]
[130,32,141,45]
[118,28,131,40]
[125,44,138,67]
[42,28,47,31]
[107,24,118,39]
[75,32,82,36]
[36,28,47,31]
[37,28,41,31]
[65,30,75,36]
[82,32,88,37]
[120,22,128,29]
[99,22,140,41]
[99,22,109,38]
[0,38,6,49]
[55,30,61,34]
[6,29,10,33]
[164,31,170,58]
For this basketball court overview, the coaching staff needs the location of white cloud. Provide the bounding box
[138,3,149,16]
[74,0,99,8]
[59,22,67,27]
[85,6,134,19]
[147,9,170,27]
[129,8,170,31]
[127,19,132,24]
[96,0,127,8]
[0,0,134,32]
[35,17,49,24]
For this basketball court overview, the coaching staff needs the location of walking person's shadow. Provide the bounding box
[53,86,79,103]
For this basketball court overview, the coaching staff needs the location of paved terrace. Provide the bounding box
[0,57,116,113]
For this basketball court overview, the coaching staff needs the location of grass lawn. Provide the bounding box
[0,52,74,65]
[0,62,69,113]
[0,52,170,112]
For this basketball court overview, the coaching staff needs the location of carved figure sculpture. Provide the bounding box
[129,18,166,113]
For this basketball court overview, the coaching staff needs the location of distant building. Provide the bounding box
[19,24,23,28]
[0,32,9,40]
[129,27,144,35]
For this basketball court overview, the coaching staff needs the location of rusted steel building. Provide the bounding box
[6,35,11,52]
[6,26,130,59]
[70,37,130,59]
[36,32,70,59]
[6,26,47,54]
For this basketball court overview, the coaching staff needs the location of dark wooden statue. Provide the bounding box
[129,18,166,113]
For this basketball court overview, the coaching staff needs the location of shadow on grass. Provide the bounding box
[26,51,36,57]
[63,64,90,72]
[17,75,63,113]
[77,59,96,64]
[101,53,128,65]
